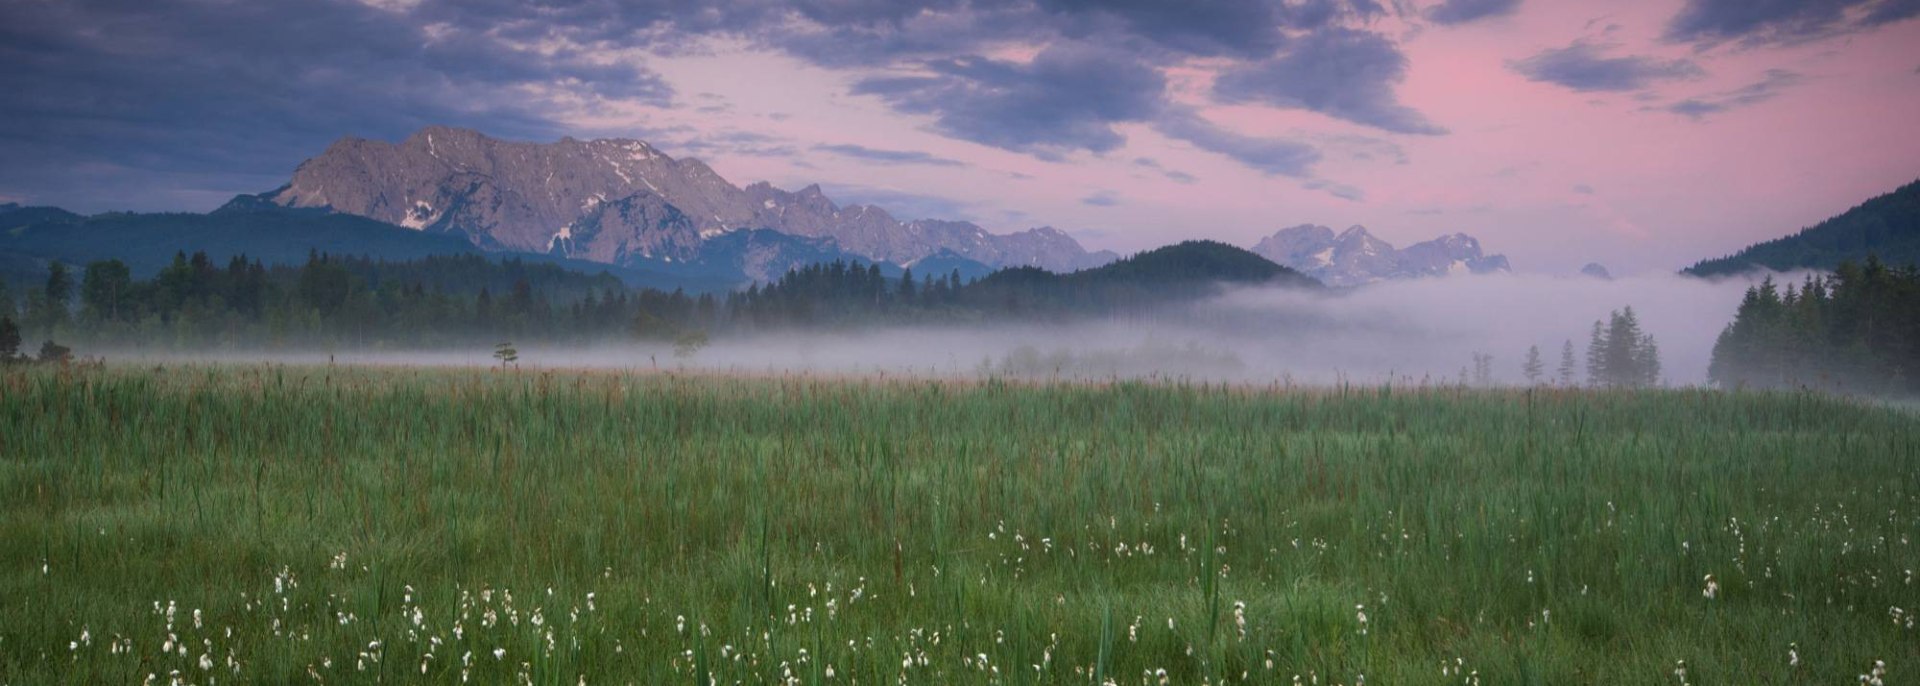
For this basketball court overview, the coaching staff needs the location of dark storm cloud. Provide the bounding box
[0,0,671,212]
[1423,0,1522,25]
[850,44,1167,157]
[1509,42,1703,92]
[1151,109,1323,177]
[1662,69,1804,119]
[814,144,968,167]
[1665,0,1919,46]
[1213,28,1447,135]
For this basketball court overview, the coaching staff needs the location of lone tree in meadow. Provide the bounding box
[1522,344,1544,384]
[493,341,519,368]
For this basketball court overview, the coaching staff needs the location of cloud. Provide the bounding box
[1132,157,1198,183]
[812,182,977,222]
[1509,41,1703,92]
[0,0,671,211]
[1035,0,1288,58]
[851,43,1167,157]
[1213,28,1447,135]
[1081,190,1121,206]
[1868,0,1920,26]
[1573,183,1596,194]
[1663,69,1804,119]
[1301,178,1366,201]
[1424,0,1523,25]
[667,130,799,158]
[1665,0,1920,46]
[814,143,967,167]
[1152,109,1322,177]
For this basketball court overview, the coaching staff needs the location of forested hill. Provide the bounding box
[966,239,1317,308]
[728,240,1319,328]
[1684,179,1920,277]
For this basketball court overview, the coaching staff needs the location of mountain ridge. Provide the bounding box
[1250,224,1511,287]
[1683,179,1920,277]
[263,126,1116,275]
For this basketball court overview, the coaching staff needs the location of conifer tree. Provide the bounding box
[1585,320,1606,386]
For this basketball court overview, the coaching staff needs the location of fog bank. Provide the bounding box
[109,272,1789,387]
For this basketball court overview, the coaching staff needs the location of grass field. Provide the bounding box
[3,364,1918,684]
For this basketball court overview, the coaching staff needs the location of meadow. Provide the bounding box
[2,364,1917,685]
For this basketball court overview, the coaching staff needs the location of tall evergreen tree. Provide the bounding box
[1585,320,1606,386]
[1558,340,1577,385]
[81,260,132,321]
[1585,307,1662,388]
[1522,344,1544,384]
[0,316,19,362]
[30,261,73,331]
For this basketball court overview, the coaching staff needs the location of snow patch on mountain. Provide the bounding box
[1251,225,1512,287]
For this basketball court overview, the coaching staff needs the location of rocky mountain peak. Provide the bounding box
[262,127,1115,277]
[1251,224,1512,287]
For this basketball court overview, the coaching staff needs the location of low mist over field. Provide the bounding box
[120,272,1768,385]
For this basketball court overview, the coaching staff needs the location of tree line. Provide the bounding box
[0,251,1026,351]
[1708,257,1920,395]
[1494,307,1663,388]
[0,251,719,350]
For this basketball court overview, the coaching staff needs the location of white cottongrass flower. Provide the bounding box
[1860,659,1887,686]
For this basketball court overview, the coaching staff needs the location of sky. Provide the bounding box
[1,0,1917,275]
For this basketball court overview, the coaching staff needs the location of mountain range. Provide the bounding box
[2,126,1542,294]
[258,126,1115,280]
[1249,224,1511,287]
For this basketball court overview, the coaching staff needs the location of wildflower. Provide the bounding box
[1789,643,1800,667]
[1702,574,1718,600]
[494,648,506,661]
[1355,604,1369,635]
[1860,659,1887,686]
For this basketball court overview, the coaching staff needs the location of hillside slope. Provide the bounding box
[1685,179,1920,276]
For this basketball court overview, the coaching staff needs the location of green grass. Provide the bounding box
[3,364,1918,684]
